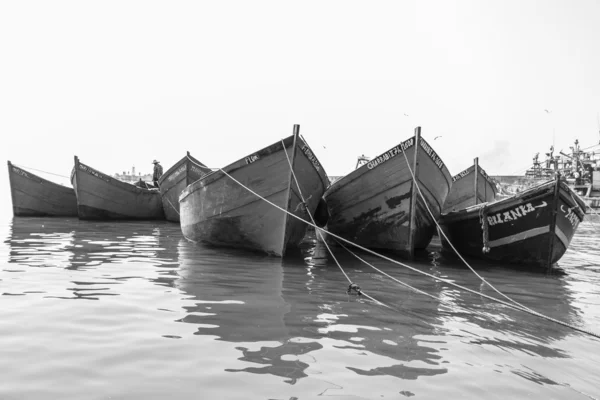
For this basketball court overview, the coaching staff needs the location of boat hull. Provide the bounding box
[440,180,585,266]
[323,131,452,256]
[71,158,165,220]
[179,132,328,257]
[158,153,209,222]
[7,162,78,217]
[443,161,497,213]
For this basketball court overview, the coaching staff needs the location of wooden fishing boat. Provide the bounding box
[71,156,164,220]
[7,161,78,217]
[439,174,586,267]
[323,127,452,257]
[179,124,329,257]
[443,157,497,212]
[158,152,210,222]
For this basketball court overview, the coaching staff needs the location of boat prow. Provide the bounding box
[158,152,210,222]
[179,124,329,257]
[7,161,78,217]
[323,126,452,258]
[440,174,586,268]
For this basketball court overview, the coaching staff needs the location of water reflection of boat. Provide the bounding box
[7,217,77,267]
[175,239,289,342]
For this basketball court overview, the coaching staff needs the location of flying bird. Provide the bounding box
[544,109,550,113]
[434,136,442,140]
[403,113,409,116]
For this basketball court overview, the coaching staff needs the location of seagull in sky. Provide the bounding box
[434,136,442,140]
[403,113,409,116]
[544,109,551,113]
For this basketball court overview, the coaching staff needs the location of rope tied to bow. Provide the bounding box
[479,205,490,253]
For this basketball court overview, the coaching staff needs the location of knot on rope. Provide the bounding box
[347,283,362,296]
[479,206,491,253]
[294,201,308,213]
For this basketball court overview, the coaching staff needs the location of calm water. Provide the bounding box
[1,216,599,400]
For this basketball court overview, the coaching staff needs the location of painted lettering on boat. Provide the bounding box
[79,164,105,180]
[12,167,29,178]
[561,205,580,229]
[367,137,414,170]
[167,165,186,181]
[301,145,321,172]
[245,154,259,164]
[486,201,547,226]
[419,138,445,170]
[451,166,474,182]
[191,165,206,175]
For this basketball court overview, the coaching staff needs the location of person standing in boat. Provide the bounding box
[152,160,163,188]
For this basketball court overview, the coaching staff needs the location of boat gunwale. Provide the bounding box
[8,161,75,194]
[441,180,586,224]
[73,157,161,196]
[325,135,452,198]
[179,134,328,203]
[158,152,208,188]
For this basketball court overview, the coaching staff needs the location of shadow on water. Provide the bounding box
[4,217,599,392]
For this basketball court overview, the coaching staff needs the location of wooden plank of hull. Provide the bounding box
[7,161,78,217]
[440,180,586,266]
[71,157,165,220]
[443,161,497,213]
[179,132,328,257]
[324,132,452,256]
[158,152,209,222]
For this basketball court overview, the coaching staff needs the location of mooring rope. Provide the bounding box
[400,149,542,314]
[209,153,600,339]
[177,142,600,338]
[400,149,600,338]
[12,164,71,179]
[166,197,180,216]
[279,140,389,308]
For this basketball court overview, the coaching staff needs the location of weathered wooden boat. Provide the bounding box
[443,157,497,212]
[158,152,210,222]
[179,124,329,257]
[7,161,78,217]
[439,174,586,267]
[71,156,165,220]
[323,127,453,257]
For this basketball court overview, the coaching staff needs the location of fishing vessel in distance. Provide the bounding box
[440,174,585,268]
[179,124,329,257]
[71,156,164,220]
[443,157,497,213]
[7,161,78,217]
[323,127,452,257]
[158,152,209,222]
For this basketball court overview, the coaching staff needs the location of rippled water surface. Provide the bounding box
[1,216,599,399]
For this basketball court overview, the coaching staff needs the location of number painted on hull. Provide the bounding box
[367,137,414,170]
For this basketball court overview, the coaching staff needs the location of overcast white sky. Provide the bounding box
[1,0,600,214]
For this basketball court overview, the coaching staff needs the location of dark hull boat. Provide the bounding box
[440,175,586,267]
[323,127,452,257]
[443,157,497,213]
[179,125,329,257]
[7,161,78,217]
[71,156,164,220]
[158,152,209,222]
